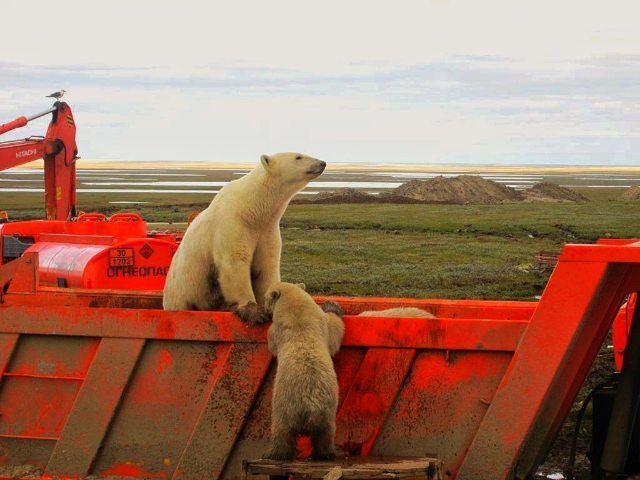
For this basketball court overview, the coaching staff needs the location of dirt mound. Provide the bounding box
[523,182,588,202]
[299,176,589,205]
[375,192,428,204]
[392,175,523,204]
[312,188,379,203]
[298,188,424,204]
[622,185,640,200]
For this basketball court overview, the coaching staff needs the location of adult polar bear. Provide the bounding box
[163,152,326,324]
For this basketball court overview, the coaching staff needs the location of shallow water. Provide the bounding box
[1,166,638,199]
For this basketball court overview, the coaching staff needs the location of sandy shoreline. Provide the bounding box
[14,159,640,175]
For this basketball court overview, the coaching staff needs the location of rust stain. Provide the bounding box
[100,463,166,479]
[361,427,380,456]
[155,318,175,339]
[156,349,173,375]
[429,323,445,348]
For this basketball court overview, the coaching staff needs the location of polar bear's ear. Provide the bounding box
[268,289,281,302]
[265,288,281,313]
[260,154,271,168]
[296,283,306,291]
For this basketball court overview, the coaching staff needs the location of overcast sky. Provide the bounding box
[1,0,639,165]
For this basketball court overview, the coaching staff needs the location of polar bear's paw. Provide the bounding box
[233,302,271,324]
[321,300,344,317]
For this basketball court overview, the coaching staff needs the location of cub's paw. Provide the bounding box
[322,301,344,317]
[233,302,271,324]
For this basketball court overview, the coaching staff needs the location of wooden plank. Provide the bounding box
[44,337,145,477]
[243,457,443,480]
[172,343,272,480]
[324,466,343,480]
[335,348,416,456]
[0,305,526,351]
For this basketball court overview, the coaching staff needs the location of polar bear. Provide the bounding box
[264,282,345,460]
[163,153,326,324]
[358,307,435,318]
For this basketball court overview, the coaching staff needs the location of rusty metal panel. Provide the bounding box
[6,335,99,378]
[335,348,416,456]
[173,343,271,480]
[0,334,19,380]
[4,253,37,295]
[0,376,80,438]
[0,335,101,444]
[91,340,231,478]
[5,288,536,320]
[45,337,145,477]
[374,351,512,477]
[0,305,526,351]
[0,437,54,474]
[0,309,562,480]
[334,349,367,411]
[220,366,275,480]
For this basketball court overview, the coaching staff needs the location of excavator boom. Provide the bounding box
[0,101,79,220]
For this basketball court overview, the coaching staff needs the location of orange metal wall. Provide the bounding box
[0,287,532,480]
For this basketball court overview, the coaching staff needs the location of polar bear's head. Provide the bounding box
[264,281,313,317]
[260,152,326,193]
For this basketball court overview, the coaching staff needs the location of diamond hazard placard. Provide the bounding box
[139,243,154,259]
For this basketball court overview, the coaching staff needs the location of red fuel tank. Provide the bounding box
[26,236,177,289]
[0,214,178,290]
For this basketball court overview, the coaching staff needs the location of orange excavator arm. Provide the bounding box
[0,101,79,220]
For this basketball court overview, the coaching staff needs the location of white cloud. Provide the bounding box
[1,0,639,164]
[5,0,640,69]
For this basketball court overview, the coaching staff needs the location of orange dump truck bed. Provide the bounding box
[0,237,639,480]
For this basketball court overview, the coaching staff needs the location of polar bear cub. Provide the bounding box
[163,153,326,324]
[264,282,345,460]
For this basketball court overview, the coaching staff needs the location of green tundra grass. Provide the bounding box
[280,189,638,299]
[4,187,638,300]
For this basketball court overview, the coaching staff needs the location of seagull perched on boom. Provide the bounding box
[46,90,66,100]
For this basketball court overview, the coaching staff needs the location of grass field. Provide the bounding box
[282,189,639,299]
[5,187,639,300]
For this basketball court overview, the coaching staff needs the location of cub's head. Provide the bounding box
[264,281,309,316]
[260,152,326,193]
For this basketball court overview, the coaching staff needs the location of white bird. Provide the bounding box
[46,90,67,100]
